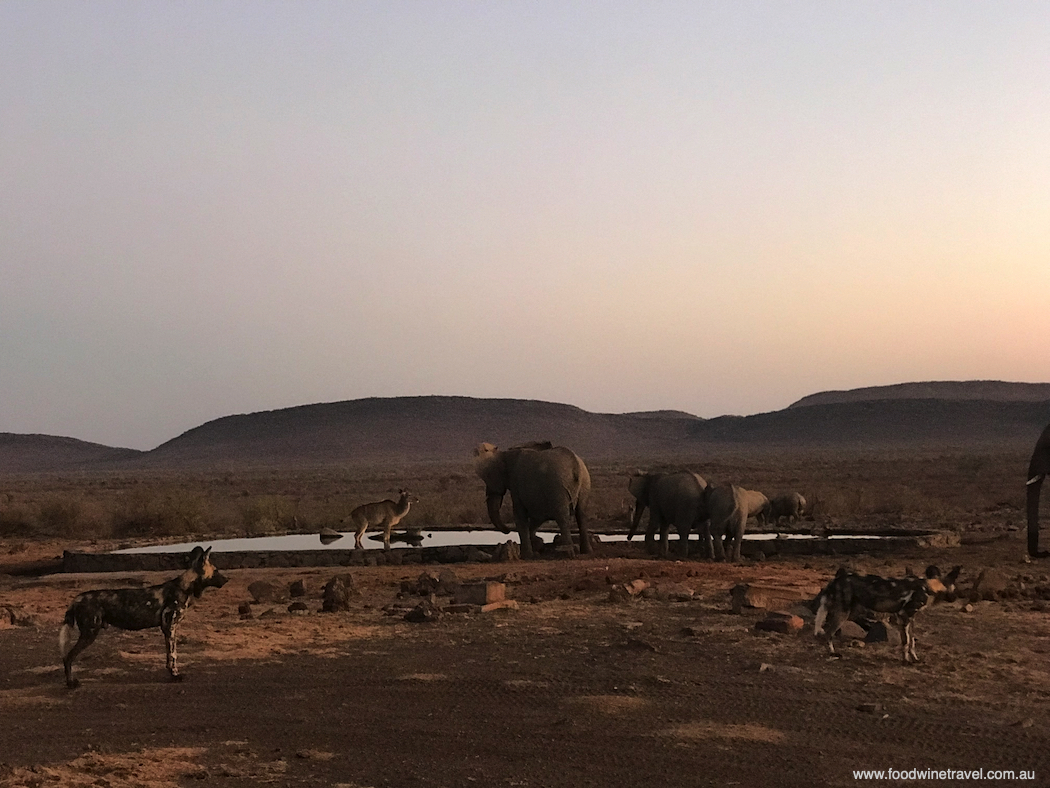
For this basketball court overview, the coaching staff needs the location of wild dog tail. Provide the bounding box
[58,606,77,657]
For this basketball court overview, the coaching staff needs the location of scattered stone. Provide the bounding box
[759,663,774,672]
[288,601,309,615]
[754,612,804,635]
[969,568,1010,602]
[1010,718,1036,729]
[730,583,817,614]
[680,626,701,637]
[238,602,253,619]
[248,581,280,604]
[404,599,443,623]
[258,608,279,619]
[963,603,975,613]
[465,546,493,563]
[321,574,356,613]
[609,579,649,604]
[288,580,307,598]
[454,582,506,606]
[494,540,521,562]
[318,528,343,545]
[857,702,883,714]
[837,621,867,641]
[864,621,902,647]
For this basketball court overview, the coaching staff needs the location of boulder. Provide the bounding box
[730,583,817,614]
[609,579,649,604]
[289,580,307,598]
[494,540,521,562]
[321,574,356,613]
[864,620,902,647]
[404,599,443,623]
[754,612,804,635]
[836,621,867,641]
[248,581,280,604]
[969,568,1011,602]
[454,582,506,606]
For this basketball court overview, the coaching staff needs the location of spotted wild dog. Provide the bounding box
[812,564,961,663]
[59,545,228,689]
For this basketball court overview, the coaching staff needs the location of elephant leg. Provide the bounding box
[709,519,727,561]
[556,516,578,558]
[575,503,592,555]
[515,518,535,559]
[645,512,663,556]
[676,518,692,558]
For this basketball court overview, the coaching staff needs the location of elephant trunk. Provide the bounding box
[1027,473,1045,558]
[486,493,511,534]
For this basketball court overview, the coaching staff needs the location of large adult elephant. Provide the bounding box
[473,442,592,559]
[705,485,769,562]
[626,470,708,558]
[1026,423,1050,558]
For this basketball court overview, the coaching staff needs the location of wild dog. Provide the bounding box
[812,564,961,663]
[59,546,228,689]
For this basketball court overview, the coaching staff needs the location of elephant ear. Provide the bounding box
[473,444,506,493]
[626,471,649,500]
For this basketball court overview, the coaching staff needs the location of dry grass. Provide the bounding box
[0,446,1032,543]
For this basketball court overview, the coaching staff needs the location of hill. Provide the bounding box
[0,434,143,474]
[789,380,1050,408]
[3,383,1050,473]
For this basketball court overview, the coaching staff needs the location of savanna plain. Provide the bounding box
[1,447,1048,787]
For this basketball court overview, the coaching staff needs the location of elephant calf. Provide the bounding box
[626,470,708,558]
[768,492,806,524]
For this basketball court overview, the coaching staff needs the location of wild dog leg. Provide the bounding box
[63,627,100,689]
[162,606,185,681]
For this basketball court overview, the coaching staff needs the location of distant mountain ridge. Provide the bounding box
[790,381,1050,408]
[2,381,1049,473]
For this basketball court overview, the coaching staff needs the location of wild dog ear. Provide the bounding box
[186,545,205,569]
[945,566,962,584]
[924,565,941,579]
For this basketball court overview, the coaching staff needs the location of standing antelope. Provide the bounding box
[344,489,418,550]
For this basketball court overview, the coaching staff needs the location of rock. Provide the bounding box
[494,540,521,562]
[857,702,883,714]
[404,599,443,623]
[321,574,356,613]
[730,583,818,615]
[661,582,695,602]
[454,582,506,606]
[237,602,253,619]
[288,580,307,598]
[864,621,902,647]
[247,581,280,604]
[969,568,1010,602]
[465,546,493,563]
[288,601,309,615]
[609,579,649,604]
[402,571,443,597]
[754,612,804,635]
[624,637,658,652]
[836,621,868,641]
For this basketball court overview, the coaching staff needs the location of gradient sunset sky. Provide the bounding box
[2,2,1048,450]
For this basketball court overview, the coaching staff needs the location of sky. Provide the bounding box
[2,2,1049,450]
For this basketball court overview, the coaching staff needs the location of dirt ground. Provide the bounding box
[1,533,1049,787]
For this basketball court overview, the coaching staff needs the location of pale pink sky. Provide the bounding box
[2,2,1048,449]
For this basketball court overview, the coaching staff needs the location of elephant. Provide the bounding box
[768,492,807,524]
[473,441,592,559]
[704,485,770,562]
[1026,423,1050,558]
[626,470,708,558]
